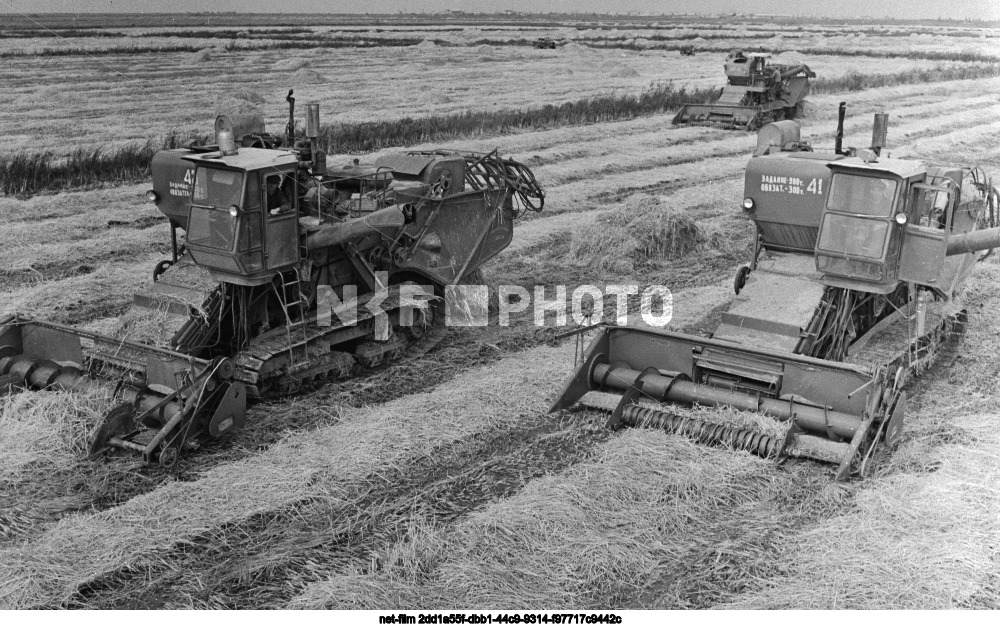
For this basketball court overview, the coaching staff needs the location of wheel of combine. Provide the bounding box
[734,266,751,295]
[158,446,179,469]
[408,300,438,341]
[89,404,137,458]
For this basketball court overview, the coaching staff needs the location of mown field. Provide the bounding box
[1,12,1000,610]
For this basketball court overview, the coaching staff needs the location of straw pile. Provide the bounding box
[185,48,213,65]
[109,305,187,348]
[293,69,327,84]
[274,57,310,71]
[0,388,114,486]
[568,194,703,273]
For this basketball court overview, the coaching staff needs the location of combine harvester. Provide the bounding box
[0,93,544,468]
[672,50,815,131]
[552,103,1000,479]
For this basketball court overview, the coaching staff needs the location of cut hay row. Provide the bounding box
[0,184,161,226]
[0,224,169,292]
[0,275,735,609]
[288,430,826,609]
[1,255,166,325]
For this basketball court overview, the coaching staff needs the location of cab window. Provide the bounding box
[265,174,293,217]
[192,167,243,208]
[911,185,952,230]
[827,174,898,217]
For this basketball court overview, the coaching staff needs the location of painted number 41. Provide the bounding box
[807,178,823,195]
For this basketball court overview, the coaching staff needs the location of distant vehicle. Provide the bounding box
[673,49,816,130]
[679,45,696,56]
[533,38,557,49]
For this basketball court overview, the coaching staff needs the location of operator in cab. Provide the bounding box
[267,177,292,215]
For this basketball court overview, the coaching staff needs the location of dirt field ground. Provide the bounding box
[1,13,1000,610]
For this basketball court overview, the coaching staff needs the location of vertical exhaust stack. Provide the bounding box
[285,89,296,146]
[305,103,325,173]
[305,103,320,139]
[835,101,848,156]
[871,113,889,157]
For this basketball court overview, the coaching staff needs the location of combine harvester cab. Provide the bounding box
[552,105,1000,479]
[1,94,544,468]
[672,50,815,131]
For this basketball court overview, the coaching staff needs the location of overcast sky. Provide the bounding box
[1,0,998,21]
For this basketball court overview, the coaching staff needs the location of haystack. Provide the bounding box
[475,43,494,60]
[184,48,213,65]
[229,89,265,104]
[293,68,326,83]
[773,50,807,65]
[213,93,263,119]
[274,57,310,71]
[568,194,702,273]
[609,62,641,78]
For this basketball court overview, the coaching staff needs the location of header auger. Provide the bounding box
[552,104,1000,480]
[672,50,815,131]
[1,92,544,468]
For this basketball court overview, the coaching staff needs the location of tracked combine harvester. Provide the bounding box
[0,92,544,468]
[552,104,1000,479]
[672,50,815,131]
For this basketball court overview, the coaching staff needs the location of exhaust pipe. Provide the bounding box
[285,89,295,146]
[305,103,320,139]
[835,101,848,156]
[305,103,325,173]
[871,113,888,157]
